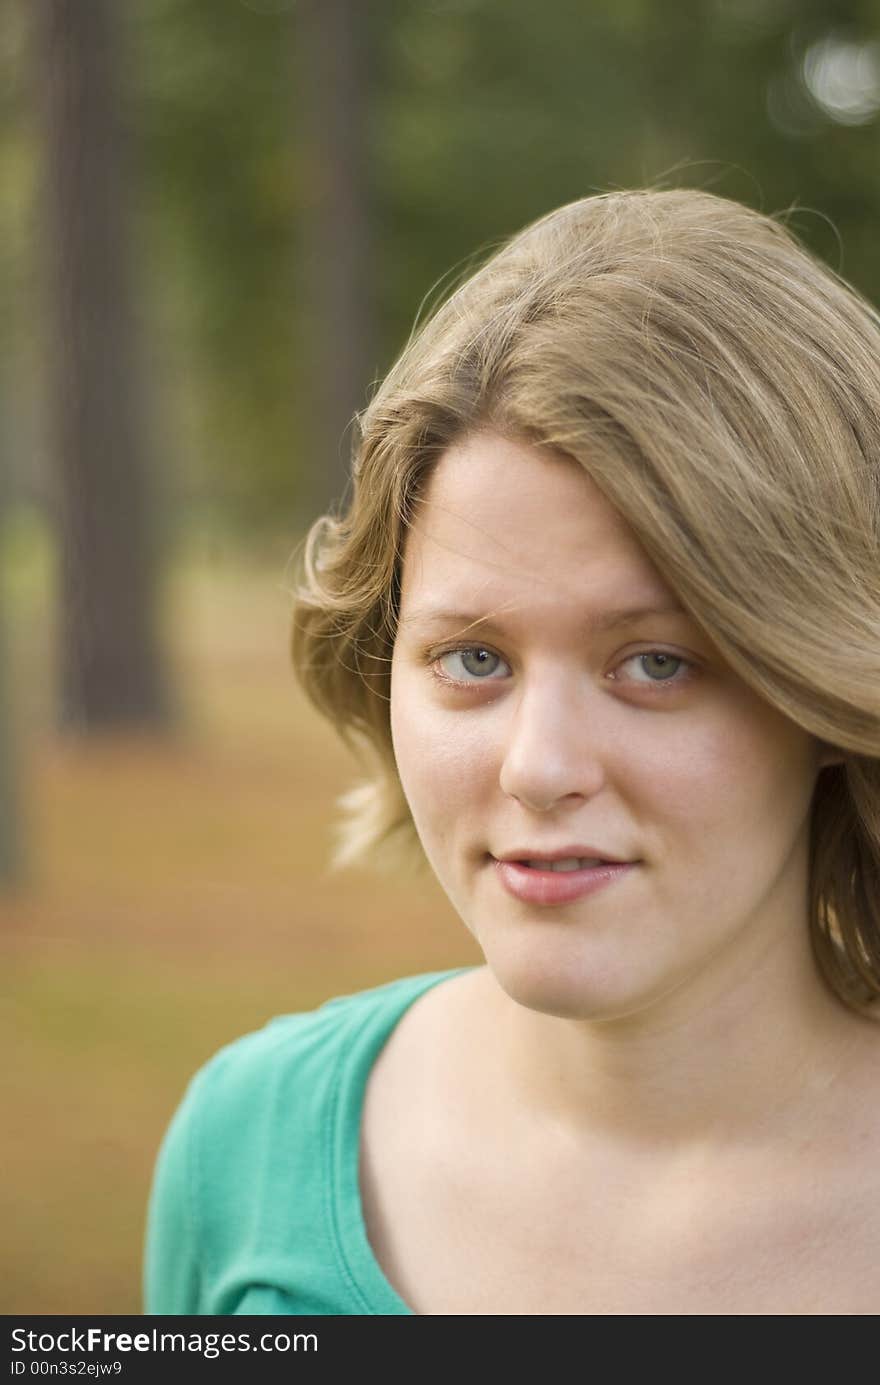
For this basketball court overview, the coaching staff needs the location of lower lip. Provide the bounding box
[492,858,639,905]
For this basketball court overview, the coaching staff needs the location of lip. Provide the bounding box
[494,845,632,865]
[490,856,640,906]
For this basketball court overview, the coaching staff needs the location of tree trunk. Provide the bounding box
[34,0,171,734]
[0,477,24,891]
[297,0,375,520]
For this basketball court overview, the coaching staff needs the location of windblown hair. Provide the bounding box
[291,187,880,1011]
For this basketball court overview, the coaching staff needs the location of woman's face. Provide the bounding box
[390,430,832,1021]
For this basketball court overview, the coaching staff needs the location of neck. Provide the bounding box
[485,925,864,1154]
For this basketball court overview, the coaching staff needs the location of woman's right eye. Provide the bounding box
[431,646,510,684]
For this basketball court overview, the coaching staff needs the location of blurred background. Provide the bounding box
[2,0,879,1314]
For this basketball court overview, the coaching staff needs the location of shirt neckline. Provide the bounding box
[326,967,474,1315]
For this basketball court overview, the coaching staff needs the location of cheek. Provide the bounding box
[633,705,818,854]
[390,671,497,834]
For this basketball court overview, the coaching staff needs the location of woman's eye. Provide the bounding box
[432,647,509,683]
[614,652,691,686]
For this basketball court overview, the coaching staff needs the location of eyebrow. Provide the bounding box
[399,601,689,632]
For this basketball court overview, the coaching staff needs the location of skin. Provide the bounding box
[388,429,861,1146]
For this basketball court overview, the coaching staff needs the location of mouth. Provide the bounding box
[489,849,639,869]
[488,855,641,906]
[496,856,624,872]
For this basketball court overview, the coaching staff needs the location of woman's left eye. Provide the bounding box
[613,652,692,687]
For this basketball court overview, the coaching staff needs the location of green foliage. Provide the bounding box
[11,0,880,534]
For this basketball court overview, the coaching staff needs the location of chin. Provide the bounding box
[477,933,666,1023]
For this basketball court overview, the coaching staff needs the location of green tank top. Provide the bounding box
[143,968,472,1315]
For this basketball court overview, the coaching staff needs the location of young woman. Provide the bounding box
[145,188,880,1315]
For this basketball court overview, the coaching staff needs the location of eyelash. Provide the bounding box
[426,645,697,694]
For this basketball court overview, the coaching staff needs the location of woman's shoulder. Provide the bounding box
[145,970,468,1314]
[147,969,470,1253]
[178,967,469,1131]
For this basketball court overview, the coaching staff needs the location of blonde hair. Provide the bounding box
[291,187,880,1010]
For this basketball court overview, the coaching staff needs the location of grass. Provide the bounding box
[1,529,480,1313]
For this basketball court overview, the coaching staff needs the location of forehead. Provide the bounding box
[399,431,671,612]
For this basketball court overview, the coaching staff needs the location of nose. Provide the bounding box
[498,673,607,813]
